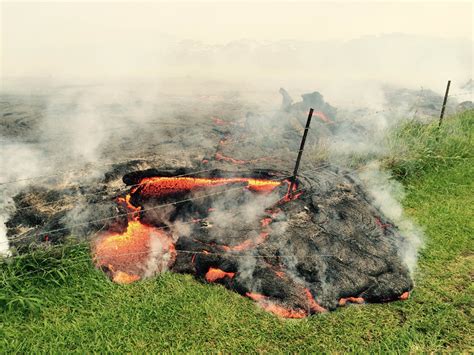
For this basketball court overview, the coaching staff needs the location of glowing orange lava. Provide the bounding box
[221,232,269,252]
[93,220,176,283]
[338,297,365,306]
[136,176,282,198]
[304,288,327,313]
[399,291,410,300]
[205,267,235,282]
[212,117,245,127]
[112,271,141,284]
[274,271,286,279]
[117,194,141,220]
[245,292,307,318]
[260,217,272,227]
[94,171,308,318]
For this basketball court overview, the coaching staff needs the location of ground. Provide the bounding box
[1,112,473,352]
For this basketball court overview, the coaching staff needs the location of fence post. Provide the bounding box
[289,108,313,195]
[438,80,451,127]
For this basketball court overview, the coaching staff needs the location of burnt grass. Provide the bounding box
[1,111,473,352]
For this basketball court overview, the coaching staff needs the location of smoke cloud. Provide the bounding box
[359,162,424,273]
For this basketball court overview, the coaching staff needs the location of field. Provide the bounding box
[1,111,473,352]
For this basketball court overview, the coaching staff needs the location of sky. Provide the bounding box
[0,1,472,83]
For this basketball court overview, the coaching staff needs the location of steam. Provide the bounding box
[236,254,260,293]
[144,230,175,278]
[359,162,424,273]
[0,82,214,254]
[0,141,50,255]
[206,189,283,289]
[0,216,10,257]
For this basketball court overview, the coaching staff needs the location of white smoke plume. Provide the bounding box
[0,141,51,255]
[359,161,424,273]
[144,230,175,278]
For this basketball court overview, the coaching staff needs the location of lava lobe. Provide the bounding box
[92,168,413,318]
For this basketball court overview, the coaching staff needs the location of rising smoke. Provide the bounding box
[359,162,425,274]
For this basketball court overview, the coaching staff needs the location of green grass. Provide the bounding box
[1,112,473,352]
[384,110,473,180]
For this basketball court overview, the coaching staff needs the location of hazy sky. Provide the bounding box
[2,1,472,43]
[0,1,472,80]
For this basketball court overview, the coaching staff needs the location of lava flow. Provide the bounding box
[93,173,289,287]
[90,167,412,318]
[93,220,176,284]
[205,268,235,282]
[338,297,365,306]
[134,176,283,198]
[93,187,176,284]
[246,292,307,318]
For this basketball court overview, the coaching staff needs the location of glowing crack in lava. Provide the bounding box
[133,176,283,197]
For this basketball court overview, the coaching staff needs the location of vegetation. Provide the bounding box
[1,111,473,352]
[384,109,473,180]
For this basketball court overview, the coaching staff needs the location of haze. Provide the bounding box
[0,1,472,92]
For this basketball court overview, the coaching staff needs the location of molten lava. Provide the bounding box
[399,291,410,300]
[94,174,287,286]
[246,292,307,318]
[212,117,244,127]
[117,194,141,220]
[338,297,365,306]
[305,289,327,313]
[221,232,269,252]
[112,271,141,285]
[135,176,283,198]
[205,267,235,282]
[214,152,250,165]
[93,220,176,283]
